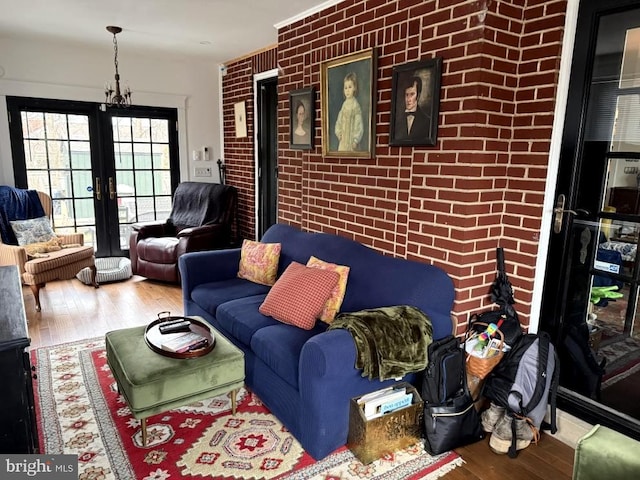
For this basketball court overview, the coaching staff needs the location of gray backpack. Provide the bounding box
[482,332,559,457]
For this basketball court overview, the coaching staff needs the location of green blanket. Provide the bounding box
[328,305,433,381]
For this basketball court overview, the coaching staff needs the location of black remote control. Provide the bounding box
[159,320,191,334]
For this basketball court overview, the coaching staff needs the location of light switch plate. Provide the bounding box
[194,167,212,177]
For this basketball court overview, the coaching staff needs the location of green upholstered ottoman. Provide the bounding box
[105,319,244,445]
[573,424,640,480]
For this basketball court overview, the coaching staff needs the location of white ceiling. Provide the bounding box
[0,0,336,64]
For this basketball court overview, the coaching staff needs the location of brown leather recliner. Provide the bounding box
[129,182,237,283]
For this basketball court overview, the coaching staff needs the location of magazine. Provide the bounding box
[161,332,208,353]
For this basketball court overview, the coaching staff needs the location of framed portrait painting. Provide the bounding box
[321,48,376,158]
[390,57,443,147]
[289,87,315,150]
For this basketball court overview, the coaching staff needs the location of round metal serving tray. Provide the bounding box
[144,312,215,359]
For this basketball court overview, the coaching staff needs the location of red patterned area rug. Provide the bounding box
[32,338,464,480]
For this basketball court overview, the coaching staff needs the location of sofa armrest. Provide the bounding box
[179,248,242,293]
[132,221,172,239]
[0,243,28,275]
[177,224,224,238]
[297,329,416,458]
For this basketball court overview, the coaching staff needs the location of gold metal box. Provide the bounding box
[347,383,424,464]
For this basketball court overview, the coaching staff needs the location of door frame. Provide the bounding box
[253,68,279,240]
[528,0,580,333]
[538,0,640,440]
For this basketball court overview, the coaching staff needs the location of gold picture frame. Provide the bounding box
[289,87,315,150]
[321,48,376,158]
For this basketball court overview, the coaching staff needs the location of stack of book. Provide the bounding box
[357,385,414,420]
[161,332,208,353]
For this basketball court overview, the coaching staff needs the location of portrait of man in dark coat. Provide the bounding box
[390,58,441,146]
[394,75,431,142]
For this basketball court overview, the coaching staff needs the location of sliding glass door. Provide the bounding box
[6,97,179,257]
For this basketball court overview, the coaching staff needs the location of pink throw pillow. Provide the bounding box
[237,239,281,286]
[306,256,350,323]
[259,261,340,329]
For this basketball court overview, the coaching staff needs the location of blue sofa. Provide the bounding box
[179,223,455,459]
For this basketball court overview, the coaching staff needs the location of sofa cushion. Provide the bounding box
[259,261,339,330]
[251,322,328,389]
[191,278,271,316]
[237,239,281,286]
[306,255,350,323]
[138,237,180,264]
[216,295,279,347]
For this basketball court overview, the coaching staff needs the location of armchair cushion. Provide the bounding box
[24,237,63,257]
[10,216,56,245]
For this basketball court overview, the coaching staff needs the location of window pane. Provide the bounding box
[45,113,68,140]
[153,171,171,195]
[151,119,169,142]
[70,141,91,169]
[134,143,152,169]
[132,118,151,142]
[47,140,70,169]
[113,117,132,141]
[135,171,154,195]
[114,142,133,168]
[68,114,89,141]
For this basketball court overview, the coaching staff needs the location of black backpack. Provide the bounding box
[421,335,484,454]
[482,332,559,457]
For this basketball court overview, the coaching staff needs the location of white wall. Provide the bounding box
[0,36,222,185]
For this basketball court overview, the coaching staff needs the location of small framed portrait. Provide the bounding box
[321,48,376,158]
[390,57,443,147]
[289,87,315,150]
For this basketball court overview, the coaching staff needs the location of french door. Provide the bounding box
[541,0,640,440]
[7,97,179,257]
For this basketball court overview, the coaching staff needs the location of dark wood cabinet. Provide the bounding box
[609,187,640,214]
[0,266,38,454]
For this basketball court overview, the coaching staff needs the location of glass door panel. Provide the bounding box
[20,111,97,244]
[111,116,173,250]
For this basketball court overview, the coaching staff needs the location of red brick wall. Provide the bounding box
[222,0,567,331]
[222,48,278,240]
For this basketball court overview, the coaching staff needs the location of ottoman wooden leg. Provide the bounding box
[141,418,147,446]
[231,389,237,415]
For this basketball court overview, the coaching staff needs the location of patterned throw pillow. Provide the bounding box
[9,216,56,246]
[259,261,340,330]
[237,239,282,286]
[306,255,350,323]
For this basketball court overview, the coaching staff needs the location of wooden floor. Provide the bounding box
[24,277,575,479]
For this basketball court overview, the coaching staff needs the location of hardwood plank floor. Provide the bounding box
[23,277,574,479]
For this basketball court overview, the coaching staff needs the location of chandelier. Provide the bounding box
[104,26,132,107]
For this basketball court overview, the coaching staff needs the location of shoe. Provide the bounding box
[480,403,505,433]
[489,412,538,454]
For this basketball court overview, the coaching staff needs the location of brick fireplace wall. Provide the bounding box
[221,0,567,331]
